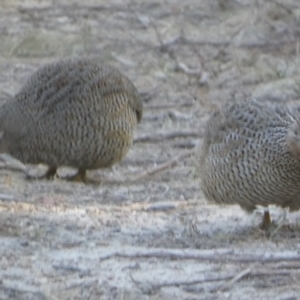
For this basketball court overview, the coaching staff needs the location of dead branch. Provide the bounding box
[130,273,159,295]
[152,274,235,289]
[159,35,183,51]
[183,268,300,293]
[145,202,177,212]
[272,1,295,14]
[172,141,198,149]
[99,246,300,264]
[138,269,299,291]
[0,154,26,172]
[59,278,98,291]
[146,101,194,110]
[175,61,202,76]
[168,110,192,121]
[52,264,91,275]
[129,150,195,181]
[139,87,160,103]
[212,21,249,61]
[218,267,252,292]
[99,247,234,261]
[275,261,300,270]
[134,131,202,143]
[110,53,135,67]
[0,194,16,201]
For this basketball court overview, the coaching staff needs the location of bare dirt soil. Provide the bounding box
[1,0,300,299]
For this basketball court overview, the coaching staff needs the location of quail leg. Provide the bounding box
[260,209,272,230]
[44,166,57,179]
[260,208,289,238]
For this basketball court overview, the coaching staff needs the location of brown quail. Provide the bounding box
[198,99,300,228]
[0,58,143,182]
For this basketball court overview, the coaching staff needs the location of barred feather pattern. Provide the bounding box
[199,99,300,212]
[0,58,142,171]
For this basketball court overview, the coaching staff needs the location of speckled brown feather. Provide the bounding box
[199,99,300,213]
[0,58,142,175]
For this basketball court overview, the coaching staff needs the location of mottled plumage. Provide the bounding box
[199,99,300,226]
[0,58,143,181]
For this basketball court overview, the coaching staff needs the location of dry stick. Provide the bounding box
[154,274,235,290]
[173,141,198,149]
[0,194,15,201]
[135,28,286,54]
[129,150,195,181]
[0,154,26,172]
[272,1,294,14]
[176,61,202,76]
[275,261,300,270]
[61,279,98,291]
[146,101,194,110]
[99,247,300,263]
[134,131,202,143]
[218,267,252,292]
[99,247,233,261]
[176,269,300,293]
[152,22,202,78]
[139,87,160,103]
[157,269,299,291]
[212,21,248,60]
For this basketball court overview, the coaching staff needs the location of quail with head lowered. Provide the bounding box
[198,99,300,228]
[0,58,143,182]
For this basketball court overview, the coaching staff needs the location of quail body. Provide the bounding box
[0,58,143,182]
[199,99,300,227]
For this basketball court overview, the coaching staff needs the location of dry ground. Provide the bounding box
[1,0,300,299]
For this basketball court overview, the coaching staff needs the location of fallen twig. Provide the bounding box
[144,202,177,212]
[182,268,299,293]
[0,194,16,201]
[175,61,202,76]
[139,87,160,103]
[129,150,195,181]
[272,1,295,15]
[0,154,26,172]
[99,247,233,261]
[168,110,193,121]
[99,246,300,263]
[275,261,300,270]
[134,131,201,143]
[145,102,194,110]
[218,267,251,292]
[144,268,300,290]
[172,141,198,149]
